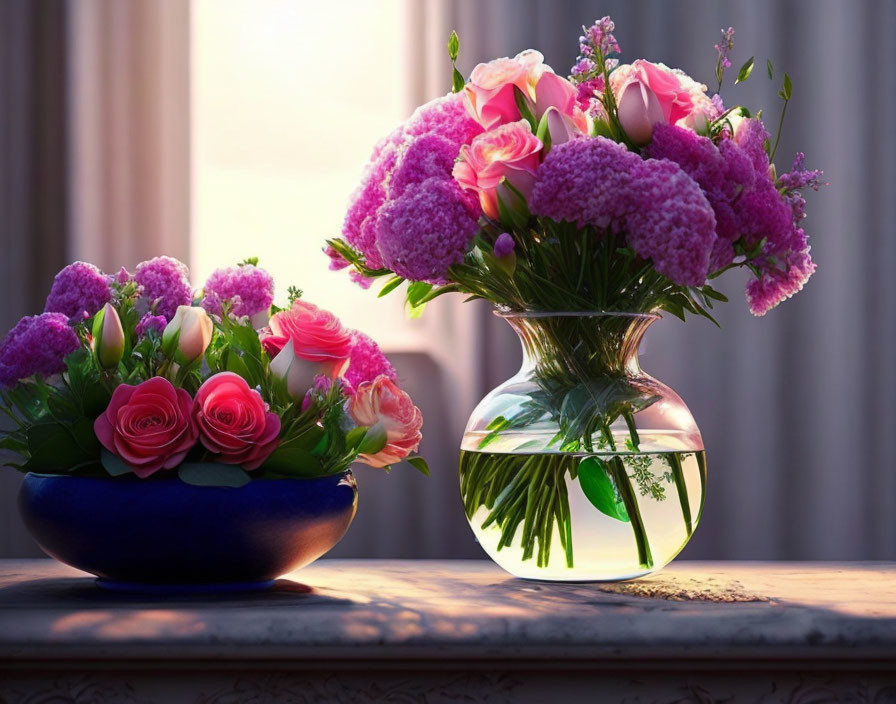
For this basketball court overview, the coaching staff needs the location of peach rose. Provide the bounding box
[453,120,542,220]
[261,301,351,397]
[348,376,422,468]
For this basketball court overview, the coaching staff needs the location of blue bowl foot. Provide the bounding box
[94,578,276,595]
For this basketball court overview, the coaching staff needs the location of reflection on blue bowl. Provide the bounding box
[18,471,357,593]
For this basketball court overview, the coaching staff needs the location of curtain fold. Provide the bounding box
[67,0,190,272]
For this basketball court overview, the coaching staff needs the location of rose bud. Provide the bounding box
[162,305,213,364]
[348,376,423,468]
[616,79,665,145]
[91,302,125,369]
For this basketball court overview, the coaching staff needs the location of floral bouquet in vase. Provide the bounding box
[327,19,824,580]
[1,256,425,591]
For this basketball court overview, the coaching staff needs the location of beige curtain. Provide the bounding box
[67,0,190,271]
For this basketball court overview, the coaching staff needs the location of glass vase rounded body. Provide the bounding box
[460,312,705,581]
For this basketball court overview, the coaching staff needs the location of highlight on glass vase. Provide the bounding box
[327,17,824,580]
[0,256,427,591]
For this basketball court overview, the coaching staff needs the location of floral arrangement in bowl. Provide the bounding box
[325,18,825,580]
[1,256,426,590]
[0,256,427,483]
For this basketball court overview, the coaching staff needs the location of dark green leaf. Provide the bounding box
[101,448,133,476]
[261,446,324,476]
[578,457,629,522]
[405,455,430,476]
[452,68,465,94]
[766,58,774,80]
[178,462,251,488]
[345,426,368,450]
[735,56,754,84]
[782,73,792,99]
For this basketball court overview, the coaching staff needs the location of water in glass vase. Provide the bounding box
[459,431,706,581]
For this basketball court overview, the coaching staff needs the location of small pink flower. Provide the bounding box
[192,372,281,470]
[261,301,352,397]
[453,121,542,220]
[348,376,423,468]
[94,377,198,478]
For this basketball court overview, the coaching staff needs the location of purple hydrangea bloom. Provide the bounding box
[732,118,772,175]
[530,137,641,231]
[341,92,483,276]
[44,261,111,321]
[134,256,193,321]
[646,124,756,266]
[375,177,479,284]
[389,134,459,198]
[746,245,816,316]
[201,264,275,318]
[625,159,718,286]
[344,330,397,392]
[135,313,167,338]
[494,233,515,259]
[0,313,79,387]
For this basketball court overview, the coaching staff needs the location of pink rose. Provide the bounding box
[192,372,281,470]
[611,60,710,144]
[453,120,542,220]
[348,376,423,468]
[465,50,587,132]
[260,301,352,396]
[94,377,198,478]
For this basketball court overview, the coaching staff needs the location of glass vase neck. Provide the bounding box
[497,311,658,377]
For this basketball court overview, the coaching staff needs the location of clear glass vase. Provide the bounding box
[460,311,706,581]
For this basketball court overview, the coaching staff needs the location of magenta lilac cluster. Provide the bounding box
[201,264,275,319]
[0,313,79,387]
[341,92,483,282]
[134,256,193,321]
[44,262,111,322]
[343,331,397,392]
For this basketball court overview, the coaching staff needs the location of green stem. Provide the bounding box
[696,451,708,520]
[665,452,693,537]
[610,457,653,569]
[770,97,789,162]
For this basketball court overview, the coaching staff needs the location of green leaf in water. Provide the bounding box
[578,456,629,522]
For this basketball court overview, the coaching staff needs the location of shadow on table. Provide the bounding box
[0,575,357,609]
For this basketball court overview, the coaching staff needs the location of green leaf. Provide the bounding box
[406,281,434,306]
[447,30,459,61]
[781,73,792,100]
[345,426,368,451]
[24,422,92,472]
[512,85,537,130]
[578,457,629,522]
[225,351,253,381]
[486,415,509,431]
[378,275,405,298]
[178,462,251,488]
[356,424,387,455]
[735,56,754,84]
[261,446,324,476]
[452,68,466,94]
[766,58,774,80]
[101,448,133,477]
[405,455,430,476]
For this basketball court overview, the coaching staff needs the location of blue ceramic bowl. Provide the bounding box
[18,471,357,592]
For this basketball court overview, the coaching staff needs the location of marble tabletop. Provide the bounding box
[1,558,895,665]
